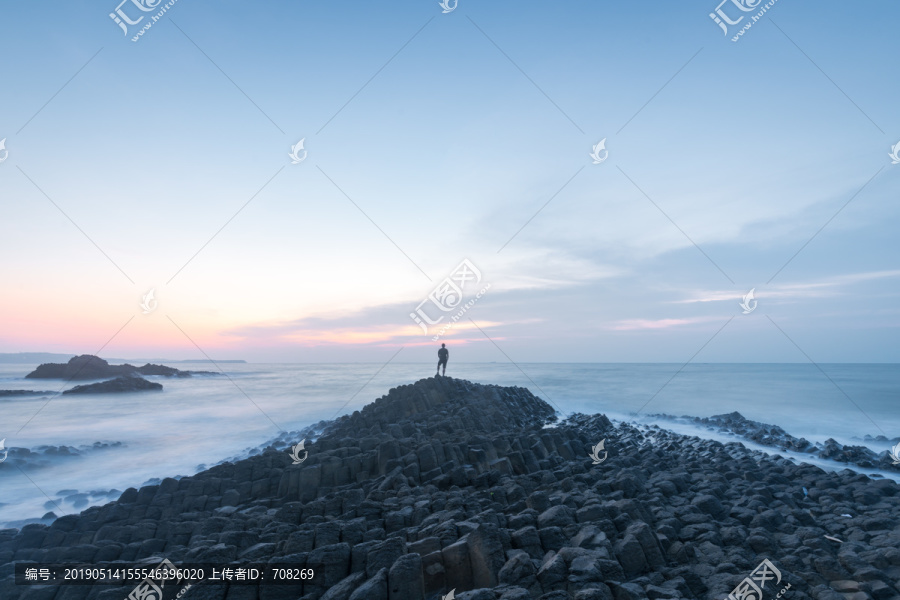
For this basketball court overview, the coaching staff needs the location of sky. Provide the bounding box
[1,0,899,363]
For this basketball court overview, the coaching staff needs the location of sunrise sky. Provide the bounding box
[1,1,898,363]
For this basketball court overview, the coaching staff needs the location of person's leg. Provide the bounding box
[442,361,447,375]
[436,360,441,375]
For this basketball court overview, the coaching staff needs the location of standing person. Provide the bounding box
[436,343,449,376]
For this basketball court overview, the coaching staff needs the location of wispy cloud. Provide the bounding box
[608,316,721,331]
[675,270,900,305]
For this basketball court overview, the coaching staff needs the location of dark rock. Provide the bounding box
[538,591,572,600]
[26,354,216,380]
[443,537,474,591]
[537,552,568,592]
[611,582,645,600]
[457,590,496,600]
[388,553,424,600]
[538,505,576,529]
[691,494,725,519]
[575,587,615,600]
[499,589,532,600]
[62,376,162,394]
[307,543,351,590]
[468,523,505,588]
[512,526,543,559]
[321,571,367,600]
[366,537,405,578]
[349,567,388,600]
[499,551,537,587]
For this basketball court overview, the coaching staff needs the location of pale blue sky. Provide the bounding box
[1,0,898,363]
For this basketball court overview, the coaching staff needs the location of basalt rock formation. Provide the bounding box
[649,411,900,472]
[1,377,898,600]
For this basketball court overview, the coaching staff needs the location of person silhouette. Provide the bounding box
[436,343,449,376]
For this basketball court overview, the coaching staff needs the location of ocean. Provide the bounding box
[1,362,898,527]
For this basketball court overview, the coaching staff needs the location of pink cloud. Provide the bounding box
[609,317,716,331]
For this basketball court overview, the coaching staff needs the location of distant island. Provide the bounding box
[0,352,246,365]
[25,355,219,380]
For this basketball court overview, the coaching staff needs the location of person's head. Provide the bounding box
[441,343,445,348]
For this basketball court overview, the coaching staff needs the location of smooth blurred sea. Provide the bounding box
[1,362,898,526]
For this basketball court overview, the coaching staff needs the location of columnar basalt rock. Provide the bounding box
[1,377,899,600]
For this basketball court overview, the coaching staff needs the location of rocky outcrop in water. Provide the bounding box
[61,376,163,395]
[1,377,898,600]
[0,390,51,397]
[25,355,216,380]
[648,411,900,472]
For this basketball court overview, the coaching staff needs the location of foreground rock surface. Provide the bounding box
[25,354,216,380]
[1,377,898,600]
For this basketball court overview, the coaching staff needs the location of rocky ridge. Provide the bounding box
[647,411,900,472]
[1,377,898,600]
